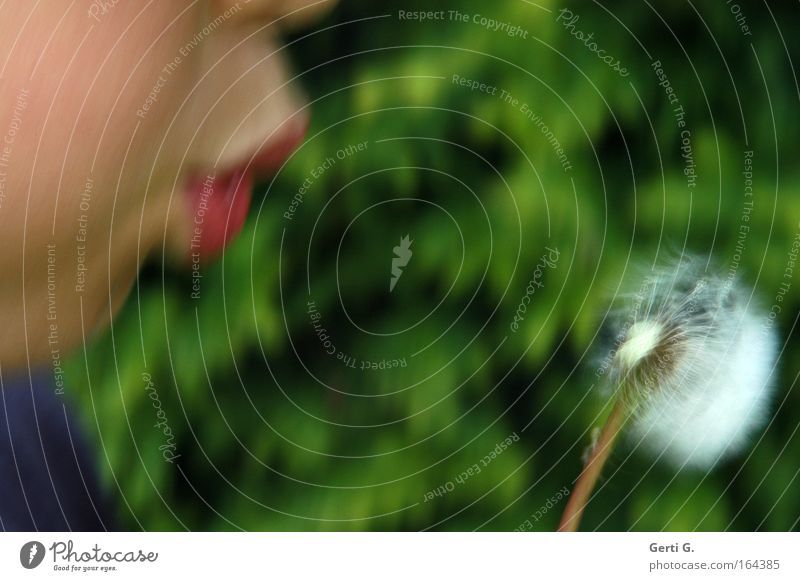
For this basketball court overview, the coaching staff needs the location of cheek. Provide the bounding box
[0,3,218,368]
[39,6,206,250]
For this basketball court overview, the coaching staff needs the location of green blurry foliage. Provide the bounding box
[66,0,800,530]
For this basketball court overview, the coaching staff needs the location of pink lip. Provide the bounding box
[185,116,308,261]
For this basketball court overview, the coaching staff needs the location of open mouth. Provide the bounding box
[184,116,308,261]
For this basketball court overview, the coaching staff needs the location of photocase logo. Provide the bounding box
[389,235,413,292]
[20,541,46,569]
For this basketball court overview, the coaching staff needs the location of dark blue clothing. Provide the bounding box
[0,371,112,531]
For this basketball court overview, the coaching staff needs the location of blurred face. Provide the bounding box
[0,0,334,370]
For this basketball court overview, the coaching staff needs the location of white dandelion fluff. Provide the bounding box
[606,256,778,469]
[558,256,779,531]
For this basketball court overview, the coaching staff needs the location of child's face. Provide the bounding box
[0,1,334,370]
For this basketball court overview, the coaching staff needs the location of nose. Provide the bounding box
[214,0,338,32]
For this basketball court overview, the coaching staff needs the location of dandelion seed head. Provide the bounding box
[603,256,778,469]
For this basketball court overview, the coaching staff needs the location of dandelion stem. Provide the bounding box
[557,397,628,532]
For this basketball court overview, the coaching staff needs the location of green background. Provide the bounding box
[66,0,800,530]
